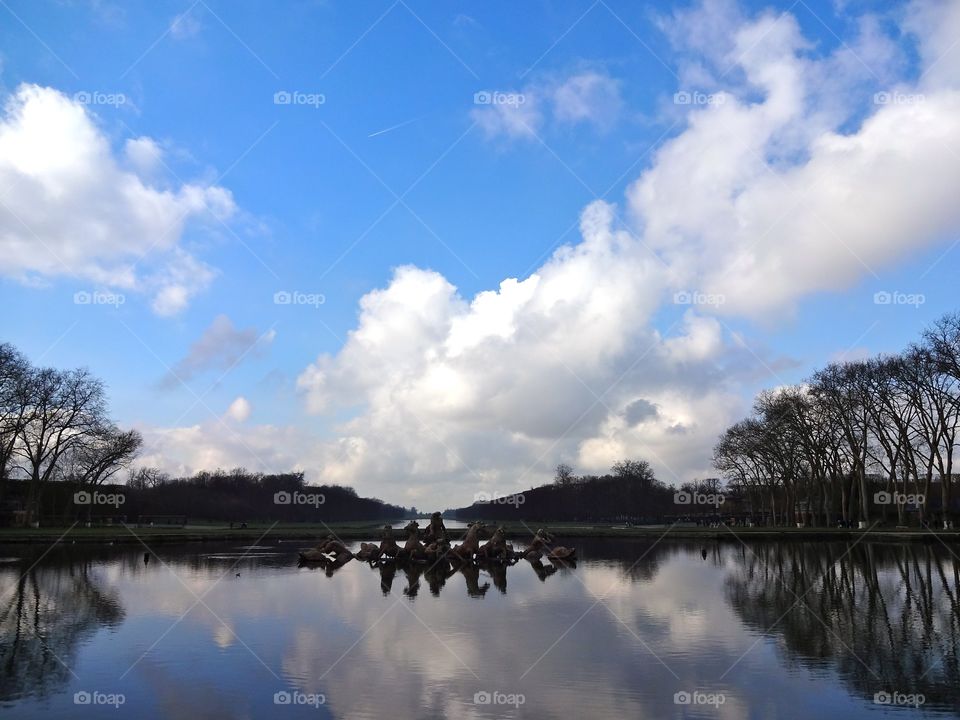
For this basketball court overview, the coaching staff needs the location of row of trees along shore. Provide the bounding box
[123,467,409,522]
[1,469,409,526]
[714,312,960,529]
[0,343,142,524]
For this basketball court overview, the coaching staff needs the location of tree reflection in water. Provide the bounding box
[0,551,125,702]
[725,542,960,711]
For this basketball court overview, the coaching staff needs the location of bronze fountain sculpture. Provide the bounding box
[298,518,576,595]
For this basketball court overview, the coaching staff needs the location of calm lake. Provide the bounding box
[1,537,957,719]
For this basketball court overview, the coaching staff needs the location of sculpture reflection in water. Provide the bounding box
[725,541,960,713]
[0,550,126,703]
[297,516,577,596]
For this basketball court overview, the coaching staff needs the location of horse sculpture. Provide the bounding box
[450,521,487,561]
[523,528,576,561]
[378,525,400,558]
[397,520,426,562]
[355,541,382,561]
[477,525,513,562]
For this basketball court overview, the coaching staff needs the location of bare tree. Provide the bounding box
[0,344,32,500]
[809,362,872,526]
[554,463,574,486]
[15,368,107,522]
[126,467,170,490]
[70,426,143,489]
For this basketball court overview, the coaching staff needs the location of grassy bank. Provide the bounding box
[1,521,958,545]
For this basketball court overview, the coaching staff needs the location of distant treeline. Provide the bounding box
[1,468,410,526]
[125,468,410,522]
[450,460,681,523]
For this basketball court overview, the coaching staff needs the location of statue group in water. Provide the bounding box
[297,514,576,596]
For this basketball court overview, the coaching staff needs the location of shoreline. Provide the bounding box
[1,522,958,545]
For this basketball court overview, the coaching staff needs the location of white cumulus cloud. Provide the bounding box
[0,83,236,314]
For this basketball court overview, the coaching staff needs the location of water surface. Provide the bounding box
[1,537,957,719]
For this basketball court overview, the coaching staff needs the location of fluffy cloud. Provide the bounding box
[225,396,252,422]
[294,201,744,502]
[629,4,960,316]
[124,136,164,176]
[163,314,275,387]
[0,83,235,313]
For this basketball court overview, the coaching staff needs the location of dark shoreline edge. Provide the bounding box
[1,524,958,545]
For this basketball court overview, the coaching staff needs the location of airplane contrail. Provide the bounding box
[368,116,422,138]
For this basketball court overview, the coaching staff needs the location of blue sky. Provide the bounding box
[2,0,959,507]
